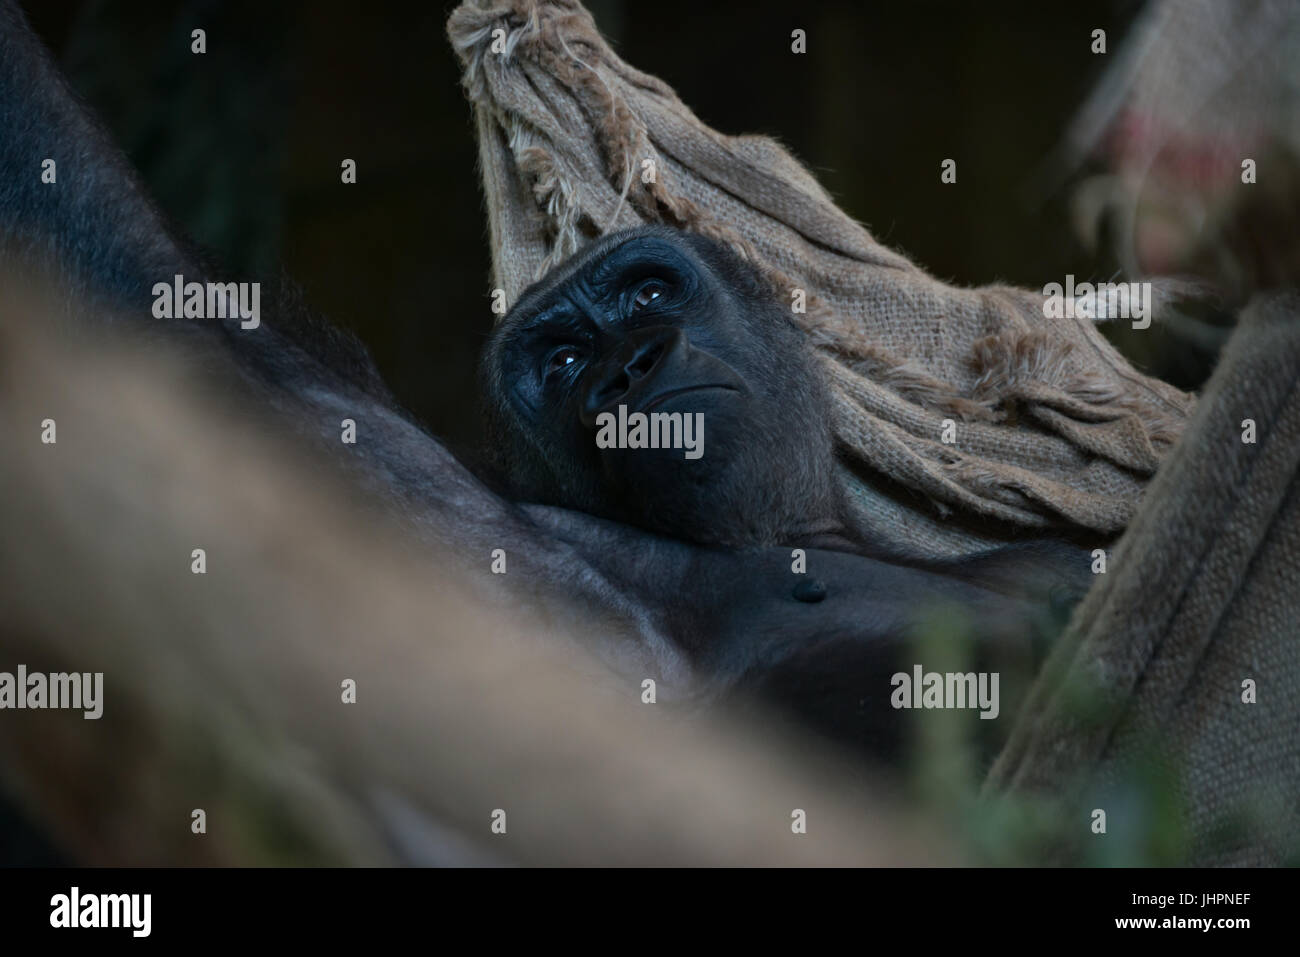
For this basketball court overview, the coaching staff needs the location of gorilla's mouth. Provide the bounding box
[637,384,739,414]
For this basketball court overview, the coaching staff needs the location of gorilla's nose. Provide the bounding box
[580,326,685,427]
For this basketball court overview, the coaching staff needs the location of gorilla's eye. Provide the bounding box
[544,345,585,379]
[632,280,667,311]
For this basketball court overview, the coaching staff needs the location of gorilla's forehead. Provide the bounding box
[503,226,707,329]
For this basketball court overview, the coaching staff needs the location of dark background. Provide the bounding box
[23,0,1150,452]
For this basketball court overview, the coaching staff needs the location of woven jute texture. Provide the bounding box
[987,292,1300,865]
[447,0,1195,560]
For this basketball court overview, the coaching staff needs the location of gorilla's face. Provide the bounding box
[483,227,840,547]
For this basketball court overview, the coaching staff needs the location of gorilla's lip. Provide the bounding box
[636,384,739,413]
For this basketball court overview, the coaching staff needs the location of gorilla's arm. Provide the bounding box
[0,0,1077,762]
[0,2,203,308]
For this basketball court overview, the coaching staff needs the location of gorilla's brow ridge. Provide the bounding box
[516,302,593,337]
[513,239,700,338]
[585,236,695,288]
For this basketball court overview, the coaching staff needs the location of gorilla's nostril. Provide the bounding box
[595,371,630,405]
[582,329,680,422]
[626,340,665,379]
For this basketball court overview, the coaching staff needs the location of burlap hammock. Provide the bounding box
[447,0,1195,561]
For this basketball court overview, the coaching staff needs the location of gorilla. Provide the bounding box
[483,226,847,552]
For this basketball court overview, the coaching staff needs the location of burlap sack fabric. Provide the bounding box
[447,0,1195,561]
[988,292,1300,866]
